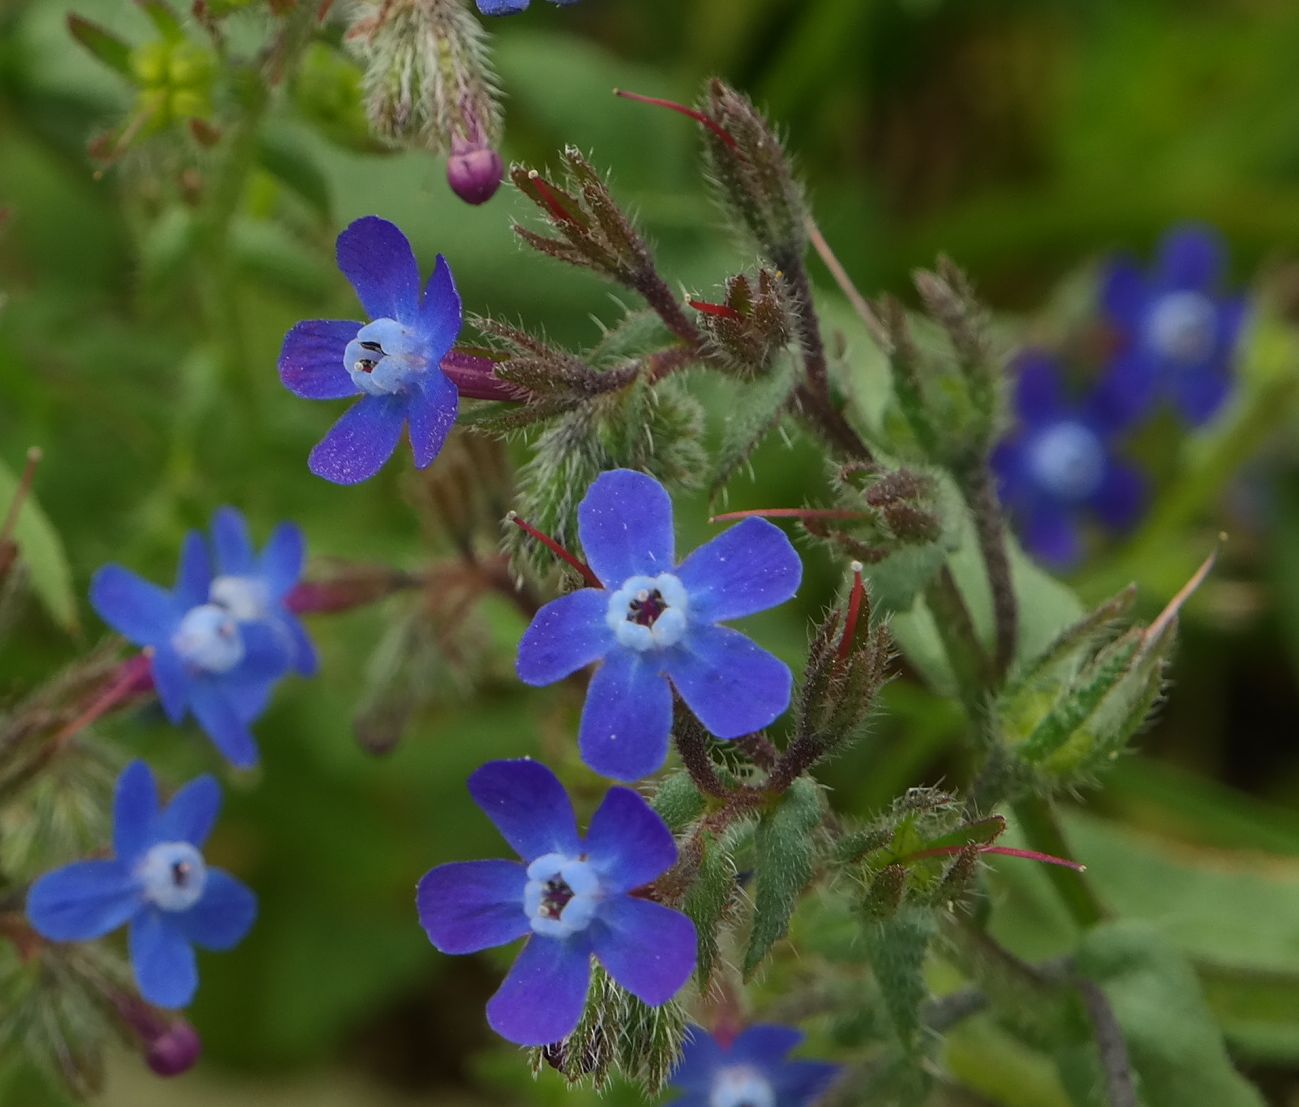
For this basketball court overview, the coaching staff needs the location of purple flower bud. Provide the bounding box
[145,1020,203,1077]
[447,146,504,206]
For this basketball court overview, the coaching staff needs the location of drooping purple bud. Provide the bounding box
[448,145,504,205]
[146,1020,203,1077]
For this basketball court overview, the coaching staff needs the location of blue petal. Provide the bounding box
[417,860,530,954]
[90,566,177,646]
[583,787,677,893]
[130,910,198,1009]
[210,507,254,575]
[283,613,319,677]
[467,760,582,862]
[418,255,463,357]
[153,774,221,849]
[1100,257,1148,331]
[407,372,459,470]
[676,518,801,624]
[336,217,422,325]
[578,649,673,782]
[664,625,792,740]
[308,395,407,485]
[578,469,675,586]
[1156,225,1224,291]
[171,870,256,951]
[771,1060,842,1104]
[1171,365,1232,426]
[590,897,695,1006]
[486,936,591,1046]
[259,523,306,599]
[1022,503,1082,569]
[236,621,292,685]
[26,861,140,942]
[149,644,191,724]
[188,682,259,767]
[279,320,361,400]
[174,533,213,611]
[516,589,613,686]
[1088,462,1146,533]
[1011,351,1067,425]
[671,1028,727,1092]
[477,0,530,12]
[1086,350,1157,434]
[729,1024,804,1065]
[991,438,1030,508]
[113,761,159,863]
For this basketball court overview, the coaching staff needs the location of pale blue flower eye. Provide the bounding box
[138,841,208,912]
[1146,290,1217,363]
[1027,421,1105,502]
[523,852,600,937]
[171,603,244,674]
[605,572,691,650]
[210,574,270,622]
[710,1066,776,1107]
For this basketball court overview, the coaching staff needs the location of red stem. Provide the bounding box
[508,514,603,589]
[613,88,739,151]
[709,507,868,524]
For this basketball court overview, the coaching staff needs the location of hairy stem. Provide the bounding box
[961,463,1018,681]
[924,565,991,717]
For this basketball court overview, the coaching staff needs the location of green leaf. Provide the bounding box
[66,15,133,78]
[137,0,185,42]
[650,770,705,832]
[0,456,78,633]
[867,906,937,1059]
[256,131,333,222]
[683,828,740,987]
[743,777,822,977]
[709,357,798,495]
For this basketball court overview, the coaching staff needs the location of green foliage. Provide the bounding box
[0,457,78,634]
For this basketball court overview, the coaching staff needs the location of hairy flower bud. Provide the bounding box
[447,143,504,205]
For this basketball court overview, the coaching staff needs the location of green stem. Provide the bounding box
[1011,793,1106,929]
[924,565,991,718]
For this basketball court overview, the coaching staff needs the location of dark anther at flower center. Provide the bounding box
[171,861,192,887]
[355,339,383,374]
[539,878,575,919]
[627,588,668,627]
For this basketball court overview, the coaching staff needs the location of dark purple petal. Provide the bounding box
[991,439,1030,508]
[90,566,177,646]
[1171,365,1232,426]
[407,372,459,470]
[664,625,792,740]
[729,1024,804,1065]
[416,860,530,954]
[1100,257,1148,331]
[670,1028,727,1091]
[152,775,221,850]
[279,320,361,400]
[467,760,581,862]
[149,645,190,724]
[1089,461,1146,533]
[258,523,306,599]
[578,469,675,586]
[308,395,407,486]
[590,897,695,1006]
[336,216,422,324]
[1022,503,1083,569]
[578,649,673,782]
[113,761,159,863]
[583,787,677,893]
[26,861,140,942]
[211,508,254,575]
[1156,225,1224,291]
[130,910,198,1010]
[771,1060,842,1103]
[1214,295,1249,358]
[486,936,591,1046]
[516,589,613,686]
[477,0,531,13]
[1012,351,1067,425]
[174,532,213,611]
[1086,350,1158,434]
[188,682,259,768]
[418,255,463,357]
[675,518,801,624]
[170,870,256,951]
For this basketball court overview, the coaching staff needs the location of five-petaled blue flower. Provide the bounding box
[26,761,257,1010]
[1100,224,1248,426]
[278,217,463,485]
[416,759,697,1046]
[475,0,580,14]
[668,1024,840,1107]
[515,469,801,782]
[91,514,304,768]
[992,352,1146,568]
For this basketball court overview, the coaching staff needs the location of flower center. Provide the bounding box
[171,603,245,674]
[210,575,271,623]
[606,573,689,651]
[710,1065,776,1107]
[1145,290,1217,364]
[1026,421,1105,502]
[523,853,600,939]
[343,317,430,398]
[138,841,208,912]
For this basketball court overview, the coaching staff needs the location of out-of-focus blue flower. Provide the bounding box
[475,0,581,15]
[91,526,292,768]
[278,217,463,485]
[1100,224,1248,425]
[668,1024,840,1107]
[26,762,256,1010]
[993,352,1146,568]
[515,469,802,782]
[416,759,696,1046]
[208,507,315,678]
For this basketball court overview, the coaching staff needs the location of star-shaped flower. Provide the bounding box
[1100,224,1248,426]
[515,469,802,782]
[993,352,1146,568]
[475,0,581,14]
[278,217,463,485]
[91,527,291,767]
[416,759,697,1046]
[26,762,257,1009]
[668,1024,840,1107]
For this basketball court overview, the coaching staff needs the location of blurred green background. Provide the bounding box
[4,0,1299,1104]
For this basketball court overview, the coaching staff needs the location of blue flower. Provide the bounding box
[208,507,316,678]
[278,217,463,485]
[475,0,580,14]
[993,352,1146,568]
[91,525,292,768]
[668,1024,840,1107]
[1100,224,1248,426]
[416,759,696,1046]
[515,469,802,782]
[26,761,257,1010]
